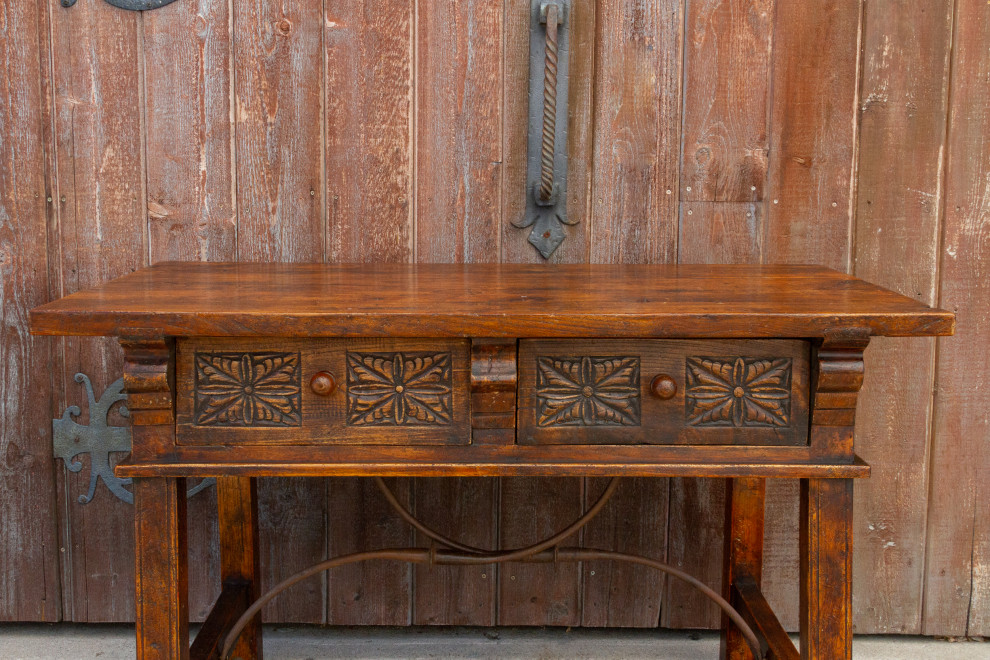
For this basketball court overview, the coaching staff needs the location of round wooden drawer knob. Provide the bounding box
[650,374,677,400]
[310,371,337,396]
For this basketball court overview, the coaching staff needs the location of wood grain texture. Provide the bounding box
[142,0,238,622]
[0,0,60,622]
[590,0,682,264]
[47,0,146,622]
[498,477,581,625]
[580,477,666,627]
[142,0,236,263]
[679,202,762,263]
[923,0,990,637]
[326,477,413,625]
[134,477,189,660]
[31,263,954,339]
[760,0,862,634]
[720,478,766,659]
[416,0,501,262]
[852,0,953,634]
[412,478,497,625]
[325,0,413,263]
[501,0,594,263]
[763,0,861,269]
[800,478,854,660]
[680,0,774,202]
[216,477,261,658]
[234,0,323,263]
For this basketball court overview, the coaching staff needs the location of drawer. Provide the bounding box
[175,338,471,446]
[517,339,811,446]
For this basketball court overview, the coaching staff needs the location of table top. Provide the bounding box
[30,262,954,339]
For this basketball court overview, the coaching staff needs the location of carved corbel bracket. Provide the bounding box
[470,339,518,444]
[811,328,871,461]
[120,334,174,427]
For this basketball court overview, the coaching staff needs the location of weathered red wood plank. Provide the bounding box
[47,0,146,621]
[233,0,327,624]
[680,0,774,202]
[143,0,236,263]
[852,0,954,634]
[761,0,862,632]
[0,0,61,622]
[142,0,239,622]
[412,478,497,625]
[416,0,502,263]
[581,478,666,628]
[498,477,582,625]
[667,200,763,630]
[590,0,682,263]
[235,0,323,263]
[325,0,414,263]
[924,0,990,637]
[326,478,413,625]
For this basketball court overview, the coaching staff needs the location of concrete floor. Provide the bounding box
[0,625,987,659]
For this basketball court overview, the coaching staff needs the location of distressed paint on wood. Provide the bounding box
[498,477,582,625]
[142,0,236,263]
[413,478,497,625]
[852,0,953,634]
[759,0,862,633]
[680,0,774,202]
[235,0,323,263]
[142,0,237,621]
[665,200,763,629]
[581,478,666,627]
[416,0,502,263]
[325,0,414,264]
[233,0,327,625]
[590,0,682,264]
[924,0,990,637]
[47,0,146,621]
[326,478,413,625]
[0,0,60,622]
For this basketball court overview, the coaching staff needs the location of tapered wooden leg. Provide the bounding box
[218,476,263,659]
[800,478,853,660]
[134,477,189,660]
[720,477,766,660]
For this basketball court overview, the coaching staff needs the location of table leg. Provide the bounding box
[720,477,766,660]
[218,476,264,659]
[134,476,189,660]
[800,478,853,660]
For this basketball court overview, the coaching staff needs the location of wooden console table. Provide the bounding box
[31,263,953,659]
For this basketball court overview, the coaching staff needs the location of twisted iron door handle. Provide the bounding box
[514,1,575,259]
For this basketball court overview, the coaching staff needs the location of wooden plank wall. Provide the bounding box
[2,0,988,637]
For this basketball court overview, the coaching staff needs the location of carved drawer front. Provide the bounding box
[517,339,811,446]
[175,338,470,446]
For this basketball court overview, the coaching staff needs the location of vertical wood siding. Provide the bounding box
[1,0,986,635]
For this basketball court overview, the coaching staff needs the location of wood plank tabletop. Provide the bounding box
[30,262,954,338]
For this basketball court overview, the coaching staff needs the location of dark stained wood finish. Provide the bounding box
[116,445,871,479]
[188,581,249,660]
[216,477,261,659]
[800,478,854,660]
[518,339,810,446]
[720,478,766,660]
[732,575,799,660]
[31,263,953,339]
[174,338,471,447]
